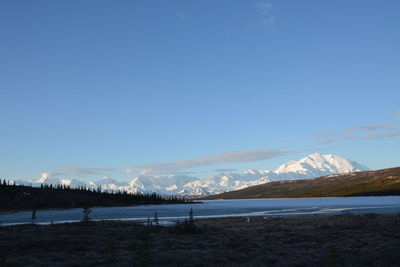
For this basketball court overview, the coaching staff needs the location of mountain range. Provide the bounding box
[13,153,369,196]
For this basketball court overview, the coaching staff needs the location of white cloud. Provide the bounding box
[256,1,277,26]
[257,1,273,14]
[130,149,294,175]
[261,16,275,26]
[316,122,399,145]
[42,167,116,178]
[303,147,326,152]
[41,172,66,178]
[59,167,115,175]
[214,168,237,173]
[315,129,337,139]
[178,11,186,20]
[346,124,394,132]
[318,139,338,145]
[364,130,400,140]
[314,129,339,144]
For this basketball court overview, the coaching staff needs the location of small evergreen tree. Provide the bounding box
[146,216,152,227]
[186,208,196,233]
[31,209,37,224]
[81,206,91,222]
[153,211,159,225]
[189,207,194,225]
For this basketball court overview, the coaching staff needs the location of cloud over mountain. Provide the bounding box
[22,153,369,196]
[130,149,294,175]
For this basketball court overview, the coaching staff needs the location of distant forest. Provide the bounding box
[0,180,191,213]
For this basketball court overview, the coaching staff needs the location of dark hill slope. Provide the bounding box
[204,167,400,200]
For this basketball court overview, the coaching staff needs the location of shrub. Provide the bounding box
[81,206,92,222]
[172,208,198,234]
[153,211,159,225]
[31,210,37,224]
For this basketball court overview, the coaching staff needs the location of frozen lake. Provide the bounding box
[1,196,400,226]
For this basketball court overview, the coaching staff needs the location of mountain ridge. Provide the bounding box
[203,166,400,199]
[13,153,369,196]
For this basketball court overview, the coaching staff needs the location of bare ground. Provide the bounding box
[1,213,400,266]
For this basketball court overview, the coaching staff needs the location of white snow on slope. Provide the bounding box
[17,153,369,196]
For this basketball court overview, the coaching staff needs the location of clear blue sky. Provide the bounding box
[1,0,399,181]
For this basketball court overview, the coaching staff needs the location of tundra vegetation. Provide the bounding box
[205,167,400,200]
[1,213,400,266]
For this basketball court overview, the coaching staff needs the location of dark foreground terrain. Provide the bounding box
[205,167,400,200]
[1,213,400,266]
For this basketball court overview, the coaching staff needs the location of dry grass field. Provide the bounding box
[1,213,400,266]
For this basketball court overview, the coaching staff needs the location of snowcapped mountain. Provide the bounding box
[17,153,369,196]
[274,153,367,179]
[177,154,369,195]
[88,177,128,189]
[127,174,195,194]
[29,175,88,188]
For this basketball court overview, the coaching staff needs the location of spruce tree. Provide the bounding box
[189,208,194,225]
[31,210,37,224]
[153,211,159,225]
[81,206,91,222]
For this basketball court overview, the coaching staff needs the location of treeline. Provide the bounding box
[0,179,191,212]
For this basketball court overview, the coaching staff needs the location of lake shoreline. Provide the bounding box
[1,213,400,266]
[0,201,203,215]
[2,196,400,226]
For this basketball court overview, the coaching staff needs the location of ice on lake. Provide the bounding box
[1,196,400,226]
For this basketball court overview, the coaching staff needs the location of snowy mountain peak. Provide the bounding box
[16,153,369,196]
[94,177,123,185]
[274,153,369,176]
[35,176,62,185]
